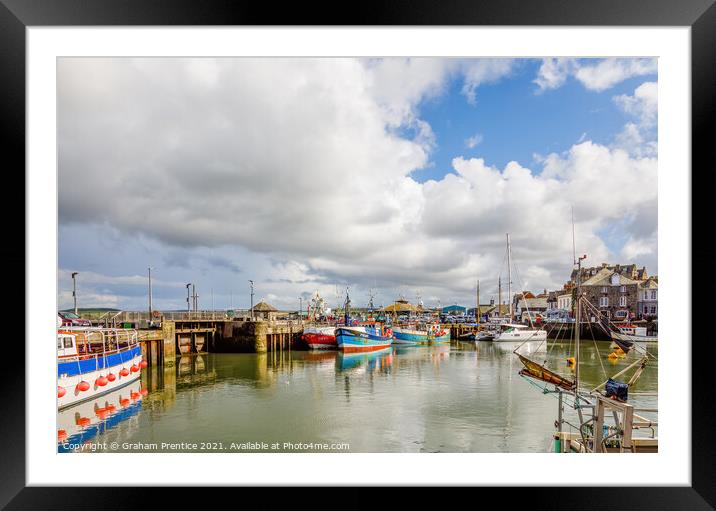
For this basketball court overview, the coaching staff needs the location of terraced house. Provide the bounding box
[579,267,641,321]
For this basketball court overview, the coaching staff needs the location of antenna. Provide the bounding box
[571,206,577,266]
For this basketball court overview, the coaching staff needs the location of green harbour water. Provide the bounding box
[59,341,658,453]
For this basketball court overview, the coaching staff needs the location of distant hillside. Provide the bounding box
[59,308,121,313]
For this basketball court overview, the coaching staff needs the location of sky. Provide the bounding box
[57,57,658,312]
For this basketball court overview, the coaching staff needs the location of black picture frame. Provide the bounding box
[2,0,706,507]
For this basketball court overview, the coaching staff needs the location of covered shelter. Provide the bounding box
[251,300,278,320]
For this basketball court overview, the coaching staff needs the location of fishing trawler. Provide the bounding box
[392,323,450,345]
[57,315,145,410]
[334,290,393,352]
[301,326,338,349]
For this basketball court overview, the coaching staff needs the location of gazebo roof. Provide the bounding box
[252,301,278,312]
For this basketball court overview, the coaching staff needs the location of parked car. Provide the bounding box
[58,311,91,327]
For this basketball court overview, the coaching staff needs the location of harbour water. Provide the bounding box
[58,341,657,453]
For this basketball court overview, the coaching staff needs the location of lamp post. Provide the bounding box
[186,283,191,312]
[148,267,153,320]
[299,297,303,323]
[71,272,78,315]
[249,280,254,320]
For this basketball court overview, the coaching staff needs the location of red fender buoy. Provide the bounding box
[106,404,116,413]
[76,381,90,392]
[119,398,130,407]
[139,360,148,368]
[107,373,116,382]
[58,429,67,442]
[130,365,139,373]
[130,391,140,401]
[140,389,148,396]
[57,386,66,398]
[76,416,90,427]
[119,368,129,377]
[95,376,108,387]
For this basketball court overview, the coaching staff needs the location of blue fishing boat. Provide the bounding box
[335,289,392,352]
[392,323,450,345]
[335,326,393,352]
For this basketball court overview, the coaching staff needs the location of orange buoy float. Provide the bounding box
[57,429,67,442]
[119,398,130,407]
[140,389,148,396]
[139,360,148,368]
[96,408,109,420]
[76,416,91,427]
[119,368,130,377]
[95,376,108,387]
[130,365,139,373]
[566,357,575,365]
[106,404,116,413]
[57,386,66,398]
[130,391,140,400]
[76,381,90,392]
[107,373,116,382]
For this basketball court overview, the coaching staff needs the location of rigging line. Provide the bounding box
[588,321,609,381]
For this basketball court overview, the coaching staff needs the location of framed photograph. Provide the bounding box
[4,0,707,506]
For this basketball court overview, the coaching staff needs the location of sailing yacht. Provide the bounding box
[493,233,547,342]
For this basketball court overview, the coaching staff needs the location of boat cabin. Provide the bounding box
[57,333,77,357]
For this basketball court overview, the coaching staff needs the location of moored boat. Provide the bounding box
[57,325,145,410]
[335,326,393,352]
[392,323,449,345]
[493,323,548,342]
[302,326,338,349]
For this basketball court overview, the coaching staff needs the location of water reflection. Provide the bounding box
[65,342,657,453]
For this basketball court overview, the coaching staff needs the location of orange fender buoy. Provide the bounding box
[107,373,116,382]
[95,376,108,387]
[140,389,148,396]
[57,386,66,398]
[130,365,139,373]
[76,381,90,392]
[76,416,91,427]
[119,368,130,377]
[119,398,130,407]
[130,391,140,401]
[566,357,575,365]
[139,360,148,368]
[58,429,67,442]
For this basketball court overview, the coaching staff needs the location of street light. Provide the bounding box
[186,283,191,312]
[148,267,153,320]
[71,272,78,315]
[249,280,254,320]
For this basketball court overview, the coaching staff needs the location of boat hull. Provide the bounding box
[303,332,337,349]
[392,327,451,345]
[57,345,143,409]
[494,330,547,342]
[335,327,392,352]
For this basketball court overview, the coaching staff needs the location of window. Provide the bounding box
[601,286,608,293]
[619,296,627,307]
[650,306,657,314]
[64,338,74,348]
[650,290,657,300]
[599,297,609,307]
[620,286,626,293]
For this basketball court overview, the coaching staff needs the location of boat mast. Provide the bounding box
[476,279,480,325]
[507,233,513,322]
